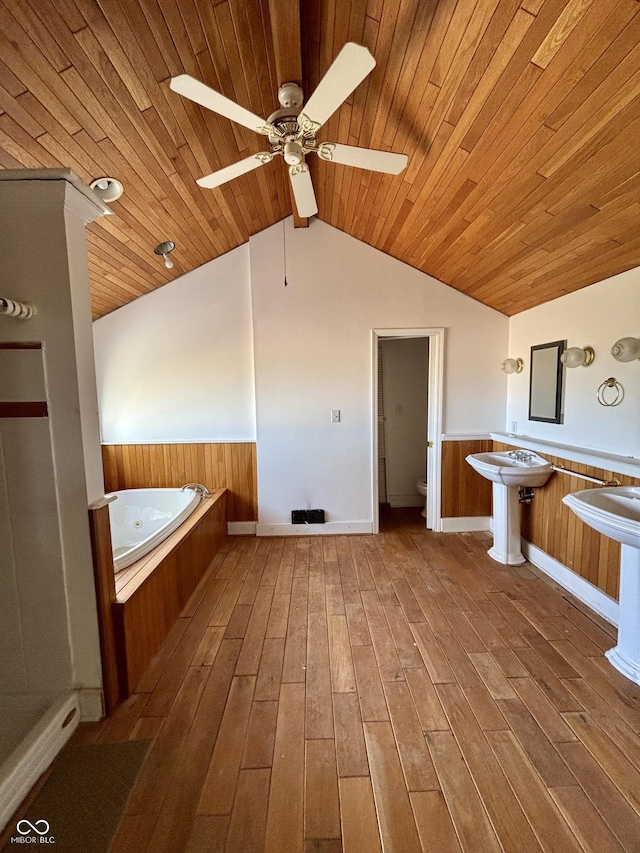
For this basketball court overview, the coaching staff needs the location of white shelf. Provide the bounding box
[491,433,640,479]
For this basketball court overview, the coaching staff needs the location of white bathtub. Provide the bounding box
[108,488,201,571]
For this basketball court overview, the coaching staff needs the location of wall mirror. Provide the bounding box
[529,340,565,423]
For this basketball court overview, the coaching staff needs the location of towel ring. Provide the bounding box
[597,377,624,407]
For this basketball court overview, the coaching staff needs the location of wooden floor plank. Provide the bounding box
[140,640,241,852]
[549,785,625,853]
[486,729,583,853]
[436,682,545,853]
[255,637,285,701]
[306,608,334,739]
[409,791,462,853]
[363,721,422,853]
[52,519,640,853]
[497,694,576,788]
[184,816,229,853]
[198,674,256,815]
[426,730,502,853]
[383,680,439,791]
[339,776,382,853]
[333,692,369,777]
[404,667,449,732]
[556,740,640,852]
[304,739,341,842]
[510,676,579,743]
[329,613,357,693]
[241,700,278,769]
[265,681,306,853]
[225,768,270,853]
[352,644,390,722]
[562,711,640,814]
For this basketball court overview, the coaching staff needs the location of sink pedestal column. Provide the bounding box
[605,545,640,686]
[488,483,526,565]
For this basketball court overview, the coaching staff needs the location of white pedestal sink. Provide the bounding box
[466,450,553,565]
[563,486,640,686]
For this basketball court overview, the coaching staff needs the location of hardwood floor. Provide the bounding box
[72,508,640,852]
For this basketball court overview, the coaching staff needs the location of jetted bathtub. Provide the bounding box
[108,488,202,571]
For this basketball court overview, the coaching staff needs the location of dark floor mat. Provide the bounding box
[2,739,150,852]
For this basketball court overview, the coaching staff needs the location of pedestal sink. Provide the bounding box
[466,450,553,565]
[563,486,640,686]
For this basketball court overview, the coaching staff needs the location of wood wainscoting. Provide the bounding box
[113,490,227,698]
[102,442,256,522]
[441,438,493,518]
[494,443,640,602]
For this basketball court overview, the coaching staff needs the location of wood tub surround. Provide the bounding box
[113,489,227,698]
[102,442,256,522]
[87,499,120,716]
[89,489,228,707]
[494,442,640,603]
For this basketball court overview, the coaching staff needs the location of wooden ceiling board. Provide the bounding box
[1,0,640,318]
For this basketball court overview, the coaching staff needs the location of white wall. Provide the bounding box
[507,268,640,457]
[380,338,429,506]
[251,219,508,529]
[93,245,256,443]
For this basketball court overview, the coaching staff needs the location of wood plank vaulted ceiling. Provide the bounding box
[1,0,640,319]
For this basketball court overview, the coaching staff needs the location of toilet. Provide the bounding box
[416,479,427,517]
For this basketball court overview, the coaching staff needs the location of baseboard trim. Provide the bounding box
[256,521,373,537]
[227,521,257,535]
[441,516,491,533]
[522,540,618,626]
[0,691,80,833]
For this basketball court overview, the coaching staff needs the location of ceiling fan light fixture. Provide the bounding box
[283,141,303,166]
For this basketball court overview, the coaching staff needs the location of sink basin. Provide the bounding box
[563,486,640,549]
[466,450,553,566]
[563,485,640,686]
[466,451,553,487]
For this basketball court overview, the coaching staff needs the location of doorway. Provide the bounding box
[372,328,443,533]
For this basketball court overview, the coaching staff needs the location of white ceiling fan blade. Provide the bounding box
[298,43,376,133]
[317,142,407,175]
[170,75,274,136]
[197,153,273,189]
[288,162,318,217]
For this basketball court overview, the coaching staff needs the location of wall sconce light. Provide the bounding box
[90,177,124,203]
[154,240,175,269]
[501,357,524,374]
[611,336,640,363]
[560,346,595,368]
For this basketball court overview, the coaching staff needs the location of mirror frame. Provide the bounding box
[528,340,565,424]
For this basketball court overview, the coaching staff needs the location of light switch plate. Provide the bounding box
[331,409,341,423]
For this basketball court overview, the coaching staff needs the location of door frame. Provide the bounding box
[371,328,444,533]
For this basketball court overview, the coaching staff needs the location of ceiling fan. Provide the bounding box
[169,43,408,218]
